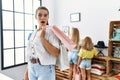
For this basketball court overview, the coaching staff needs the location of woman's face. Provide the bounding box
[35,9,49,26]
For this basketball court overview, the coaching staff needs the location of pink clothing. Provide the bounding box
[51,26,76,50]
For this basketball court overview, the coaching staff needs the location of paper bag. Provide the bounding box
[51,26,76,50]
[75,72,81,80]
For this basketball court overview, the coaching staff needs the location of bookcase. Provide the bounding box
[91,21,120,80]
[92,56,111,79]
[108,21,120,75]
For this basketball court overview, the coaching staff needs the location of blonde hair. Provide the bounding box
[70,27,80,50]
[81,36,94,50]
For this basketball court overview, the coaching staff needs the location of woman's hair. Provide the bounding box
[35,6,49,25]
[70,27,80,50]
[81,36,94,50]
[35,6,49,15]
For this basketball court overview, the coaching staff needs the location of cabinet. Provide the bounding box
[108,21,120,75]
[92,56,111,80]
[91,21,120,80]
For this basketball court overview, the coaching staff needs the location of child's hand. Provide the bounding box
[77,66,80,73]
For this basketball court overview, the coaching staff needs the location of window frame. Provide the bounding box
[0,0,42,70]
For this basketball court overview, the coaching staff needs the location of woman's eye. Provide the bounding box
[38,14,42,17]
[38,14,48,17]
[44,14,48,17]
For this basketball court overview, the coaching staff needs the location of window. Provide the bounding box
[0,0,42,69]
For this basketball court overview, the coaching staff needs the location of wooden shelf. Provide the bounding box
[107,76,119,80]
[108,21,120,76]
[94,56,120,62]
[94,56,111,61]
[109,39,120,42]
[91,74,107,80]
[92,21,120,80]
[111,57,120,61]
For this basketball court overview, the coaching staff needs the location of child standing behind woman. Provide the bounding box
[68,27,80,80]
[77,36,98,80]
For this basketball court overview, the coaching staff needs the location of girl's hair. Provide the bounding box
[35,6,49,25]
[70,27,80,50]
[81,36,94,50]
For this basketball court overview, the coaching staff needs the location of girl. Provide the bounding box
[77,36,98,80]
[68,27,80,80]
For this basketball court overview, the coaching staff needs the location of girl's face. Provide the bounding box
[35,9,49,27]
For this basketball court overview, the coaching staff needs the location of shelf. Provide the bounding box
[91,74,107,80]
[94,56,120,61]
[108,21,120,77]
[93,21,120,79]
[107,76,119,80]
[94,56,111,61]
[111,57,120,61]
[109,39,120,42]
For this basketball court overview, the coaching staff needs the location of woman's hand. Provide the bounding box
[39,26,60,57]
[40,26,46,39]
[40,29,46,39]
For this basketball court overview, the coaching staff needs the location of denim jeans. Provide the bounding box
[68,50,79,64]
[28,62,55,80]
[79,59,92,70]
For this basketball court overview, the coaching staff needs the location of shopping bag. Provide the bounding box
[56,44,69,71]
[51,25,76,50]
[75,72,81,80]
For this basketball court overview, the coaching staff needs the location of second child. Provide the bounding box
[77,36,98,80]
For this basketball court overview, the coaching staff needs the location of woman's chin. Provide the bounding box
[41,23,46,26]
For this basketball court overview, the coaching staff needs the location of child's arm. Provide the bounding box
[77,57,82,66]
[93,48,99,58]
[77,56,82,72]
[94,53,98,58]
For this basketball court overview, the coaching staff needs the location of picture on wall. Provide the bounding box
[70,13,80,22]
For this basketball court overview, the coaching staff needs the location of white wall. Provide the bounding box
[42,0,55,26]
[54,0,120,45]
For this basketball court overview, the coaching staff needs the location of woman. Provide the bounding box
[25,6,60,80]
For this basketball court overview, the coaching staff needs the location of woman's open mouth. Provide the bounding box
[41,21,45,23]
